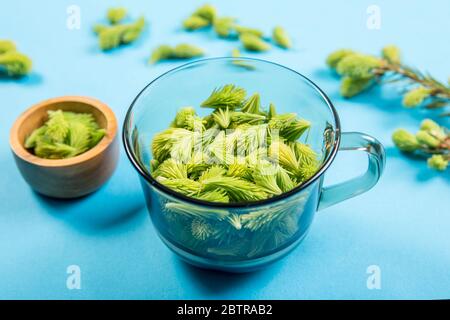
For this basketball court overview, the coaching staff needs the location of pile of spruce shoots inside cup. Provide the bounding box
[149,84,320,258]
[151,84,319,203]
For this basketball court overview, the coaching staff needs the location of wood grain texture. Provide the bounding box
[9,96,119,198]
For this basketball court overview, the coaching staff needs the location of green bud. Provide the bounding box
[107,7,127,24]
[0,51,32,76]
[172,44,204,59]
[183,15,210,30]
[93,24,107,34]
[420,119,440,132]
[213,17,236,37]
[121,17,146,44]
[402,86,430,108]
[291,142,318,166]
[149,44,204,64]
[213,107,231,129]
[98,27,121,50]
[193,4,217,23]
[97,17,145,50]
[149,45,173,64]
[235,26,264,38]
[201,84,247,110]
[420,119,447,140]
[280,118,311,141]
[0,40,16,54]
[427,155,448,171]
[24,126,47,149]
[381,45,401,64]
[34,140,75,159]
[239,33,270,52]
[298,161,319,182]
[241,93,261,114]
[272,26,292,49]
[340,76,373,98]
[172,107,197,128]
[326,49,355,69]
[231,48,240,57]
[268,103,277,119]
[230,48,255,70]
[336,54,382,79]
[392,129,419,152]
[416,130,441,148]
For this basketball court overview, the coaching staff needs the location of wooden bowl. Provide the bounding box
[9,96,119,199]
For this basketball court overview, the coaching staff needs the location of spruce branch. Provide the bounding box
[392,119,449,171]
[326,45,450,112]
[327,46,449,171]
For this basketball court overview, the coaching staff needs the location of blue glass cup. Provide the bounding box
[123,58,385,272]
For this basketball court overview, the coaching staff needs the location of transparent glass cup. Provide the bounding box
[123,58,385,272]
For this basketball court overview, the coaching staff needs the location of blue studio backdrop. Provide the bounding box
[0,0,449,299]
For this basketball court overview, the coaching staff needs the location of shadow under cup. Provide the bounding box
[123,57,385,272]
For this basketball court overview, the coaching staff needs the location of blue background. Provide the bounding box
[1,0,449,299]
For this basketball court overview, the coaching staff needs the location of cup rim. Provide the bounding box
[123,57,341,208]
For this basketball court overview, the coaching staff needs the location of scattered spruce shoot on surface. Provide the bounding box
[239,33,271,52]
[0,40,16,54]
[150,84,320,203]
[230,48,255,70]
[180,4,292,53]
[213,17,236,38]
[93,8,146,51]
[25,110,106,159]
[0,40,32,77]
[149,44,204,64]
[272,26,292,49]
[107,7,127,25]
[182,4,217,30]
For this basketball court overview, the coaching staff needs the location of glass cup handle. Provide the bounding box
[318,132,386,211]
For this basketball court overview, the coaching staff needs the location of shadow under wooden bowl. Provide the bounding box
[9,96,119,199]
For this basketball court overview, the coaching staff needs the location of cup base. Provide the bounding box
[158,229,310,273]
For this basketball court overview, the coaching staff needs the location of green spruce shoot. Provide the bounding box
[25,110,106,159]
